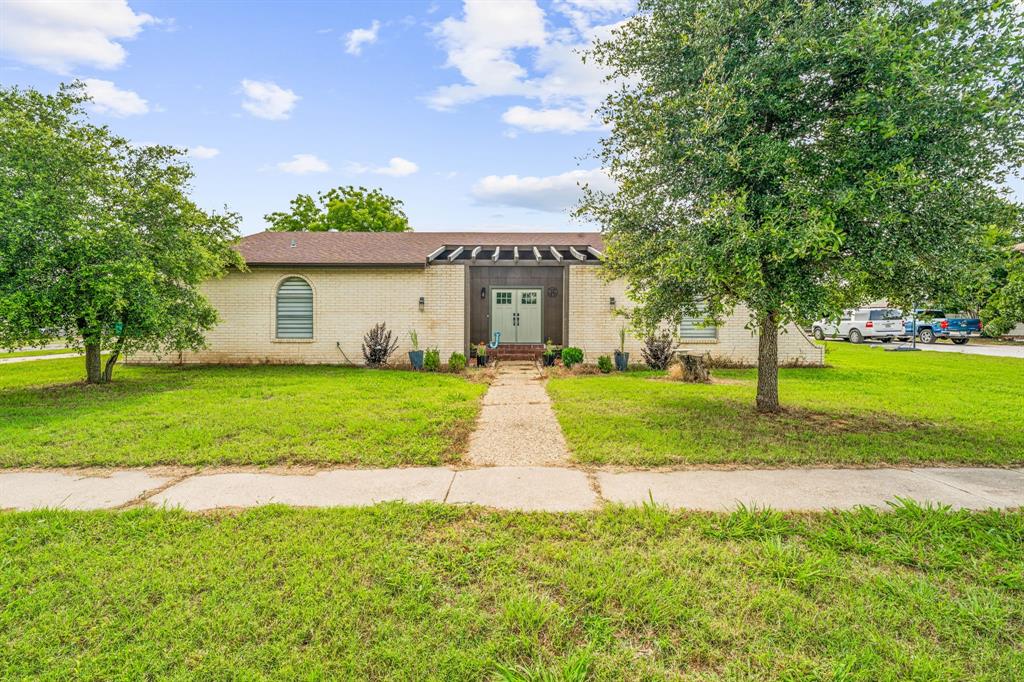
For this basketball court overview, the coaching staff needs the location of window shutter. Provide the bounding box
[679,305,717,340]
[276,277,313,339]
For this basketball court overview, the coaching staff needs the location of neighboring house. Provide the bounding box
[130,231,823,366]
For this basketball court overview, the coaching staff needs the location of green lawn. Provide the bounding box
[0,359,486,467]
[548,343,1024,466]
[0,348,75,359]
[2,503,1021,680]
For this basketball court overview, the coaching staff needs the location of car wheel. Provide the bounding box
[919,328,936,344]
[813,327,825,340]
[951,337,969,345]
[848,329,863,344]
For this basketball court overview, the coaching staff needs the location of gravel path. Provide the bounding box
[465,361,571,466]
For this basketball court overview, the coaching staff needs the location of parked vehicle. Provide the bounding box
[812,308,904,343]
[900,310,982,344]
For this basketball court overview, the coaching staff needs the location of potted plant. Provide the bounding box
[614,327,629,371]
[475,342,488,367]
[408,330,424,370]
[542,339,560,367]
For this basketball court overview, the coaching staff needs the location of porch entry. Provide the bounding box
[491,288,542,343]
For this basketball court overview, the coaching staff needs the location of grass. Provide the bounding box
[1,503,1021,680]
[0,348,75,359]
[548,343,1024,466]
[0,359,486,467]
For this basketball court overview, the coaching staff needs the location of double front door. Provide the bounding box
[491,288,542,344]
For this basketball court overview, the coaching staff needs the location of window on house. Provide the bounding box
[679,305,718,340]
[276,277,313,339]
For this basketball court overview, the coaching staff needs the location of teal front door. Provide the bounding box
[490,288,542,343]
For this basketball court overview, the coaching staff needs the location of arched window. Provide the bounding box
[276,277,313,339]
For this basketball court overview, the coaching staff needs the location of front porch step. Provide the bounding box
[488,344,546,361]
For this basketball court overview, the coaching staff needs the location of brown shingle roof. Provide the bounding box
[237,231,605,265]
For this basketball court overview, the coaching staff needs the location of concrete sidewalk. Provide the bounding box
[0,352,80,364]
[2,465,1021,512]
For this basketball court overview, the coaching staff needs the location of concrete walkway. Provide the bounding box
[465,361,570,466]
[2,466,1021,512]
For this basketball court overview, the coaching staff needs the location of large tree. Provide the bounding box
[264,185,411,232]
[579,0,1024,411]
[0,83,243,383]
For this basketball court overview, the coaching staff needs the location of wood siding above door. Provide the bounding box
[468,266,564,346]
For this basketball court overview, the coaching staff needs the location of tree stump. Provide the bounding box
[677,353,710,383]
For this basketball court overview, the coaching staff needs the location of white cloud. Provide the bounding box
[277,154,330,174]
[471,168,616,212]
[81,78,148,116]
[347,157,419,177]
[240,79,299,120]
[427,0,546,110]
[345,20,381,55]
[376,157,419,176]
[189,145,220,159]
[0,0,154,73]
[426,0,630,133]
[501,105,598,133]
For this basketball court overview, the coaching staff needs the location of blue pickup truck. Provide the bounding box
[901,310,982,345]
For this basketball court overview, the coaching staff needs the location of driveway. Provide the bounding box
[910,342,1024,359]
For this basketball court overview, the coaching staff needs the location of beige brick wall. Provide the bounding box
[130,266,465,365]
[567,266,823,366]
[133,263,821,367]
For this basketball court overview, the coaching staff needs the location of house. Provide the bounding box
[131,231,823,366]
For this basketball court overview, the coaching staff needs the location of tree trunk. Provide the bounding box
[102,349,120,383]
[756,313,780,413]
[680,354,710,383]
[85,342,102,384]
[101,329,127,383]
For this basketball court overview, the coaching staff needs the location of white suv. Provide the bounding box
[812,308,905,344]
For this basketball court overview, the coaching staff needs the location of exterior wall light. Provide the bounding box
[609,297,616,308]
[480,287,486,300]
[419,296,425,311]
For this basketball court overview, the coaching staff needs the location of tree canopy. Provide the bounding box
[264,186,411,232]
[0,83,243,383]
[980,242,1024,336]
[579,0,1024,411]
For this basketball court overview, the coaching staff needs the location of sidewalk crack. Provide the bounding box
[116,470,198,510]
[442,470,457,503]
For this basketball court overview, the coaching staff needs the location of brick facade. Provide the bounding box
[130,266,465,365]
[567,266,823,366]
[132,263,822,367]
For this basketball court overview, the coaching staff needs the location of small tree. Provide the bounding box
[265,186,411,232]
[580,0,1024,412]
[0,83,243,383]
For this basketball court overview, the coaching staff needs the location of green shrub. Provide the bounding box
[597,355,613,373]
[448,352,466,372]
[423,347,441,371]
[561,346,584,368]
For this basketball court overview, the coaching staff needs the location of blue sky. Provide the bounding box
[2,0,630,234]
[2,0,1020,236]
